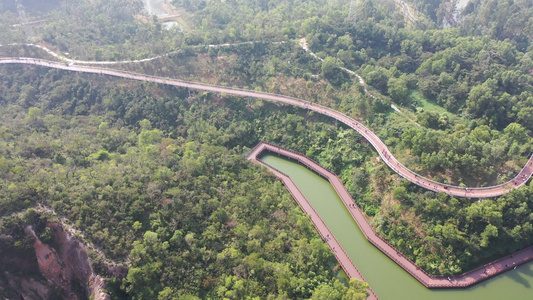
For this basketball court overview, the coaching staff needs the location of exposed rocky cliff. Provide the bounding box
[0,222,110,300]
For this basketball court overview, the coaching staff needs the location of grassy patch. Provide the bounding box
[411,91,451,116]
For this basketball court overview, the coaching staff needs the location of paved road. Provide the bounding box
[1,57,532,198]
[248,142,533,290]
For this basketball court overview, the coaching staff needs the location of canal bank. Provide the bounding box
[257,152,533,300]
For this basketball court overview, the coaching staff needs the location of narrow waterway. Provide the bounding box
[260,154,533,300]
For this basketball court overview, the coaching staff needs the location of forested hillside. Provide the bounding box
[0,65,370,299]
[1,0,533,298]
[459,0,533,50]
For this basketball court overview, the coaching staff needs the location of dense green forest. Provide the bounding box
[1,0,533,298]
[0,66,370,299]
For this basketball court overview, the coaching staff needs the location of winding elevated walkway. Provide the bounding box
[1,57,532,198]
[247,141,533,290]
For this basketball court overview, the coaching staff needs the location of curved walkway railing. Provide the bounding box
[248,141,533,289]
[1,57,532,198]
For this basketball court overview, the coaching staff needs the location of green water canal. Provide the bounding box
[260,154,533,300]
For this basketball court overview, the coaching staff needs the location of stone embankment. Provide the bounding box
[247,143,378,300]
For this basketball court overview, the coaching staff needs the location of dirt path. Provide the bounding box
[299,37,369,94]
[0,41,284,65]
[298,37,422,126]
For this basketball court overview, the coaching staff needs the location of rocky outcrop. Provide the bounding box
[28,227,69,297]
[48,222,111,300]
[0,234,54,300]
[22,223,111,300]
[9,277,51,300]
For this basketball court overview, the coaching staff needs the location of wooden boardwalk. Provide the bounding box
[247,142,533,293]
[1,57,533,198]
